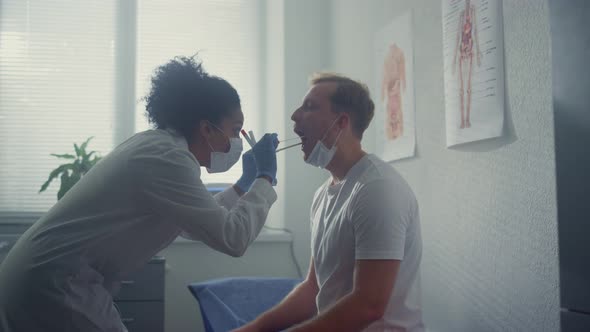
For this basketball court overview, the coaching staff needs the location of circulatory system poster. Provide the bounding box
[442,0,505,147]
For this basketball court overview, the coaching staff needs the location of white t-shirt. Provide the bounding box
[311,154,424,332]
[0,129,276,332]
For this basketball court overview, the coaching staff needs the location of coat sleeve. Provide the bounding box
[131,147,277,257]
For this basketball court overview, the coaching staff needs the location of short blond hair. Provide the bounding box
[310,72,375,139]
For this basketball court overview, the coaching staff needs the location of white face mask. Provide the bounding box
[305,117,342,169]
[206,123,243,173]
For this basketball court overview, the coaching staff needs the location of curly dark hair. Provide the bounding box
[144,55,241,141]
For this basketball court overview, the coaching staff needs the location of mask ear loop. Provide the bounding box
[205,138,215,152]
[206,121,231,153]
[330,129,343,149]
[321,116,343,149]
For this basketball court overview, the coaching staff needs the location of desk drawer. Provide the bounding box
[116,301,164,332]
[114,262,164,301]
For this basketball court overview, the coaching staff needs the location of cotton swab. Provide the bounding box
[279,137,303,143]
[276,142,303,152]
[276,136,304,152]
[242,130,303,152]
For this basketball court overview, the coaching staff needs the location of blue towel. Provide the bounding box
[188,277,301,332]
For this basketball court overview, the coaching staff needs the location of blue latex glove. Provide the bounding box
[235,150,256,192]
[252,133,278,184]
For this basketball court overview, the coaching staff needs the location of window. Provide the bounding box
[0,0,117,213]
[135,0,262,184]
[0,0,262,214]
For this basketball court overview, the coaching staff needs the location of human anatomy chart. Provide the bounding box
[442,0,504,147]
[374,10,415,162]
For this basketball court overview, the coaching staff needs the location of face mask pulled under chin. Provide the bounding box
[305,118,342,169]
[206,136,243,174]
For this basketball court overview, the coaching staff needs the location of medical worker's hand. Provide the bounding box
[235,150,257,193]
[252,133,278,185]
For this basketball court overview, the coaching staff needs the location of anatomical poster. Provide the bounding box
[442,0,504,147]
[374,10,416,162]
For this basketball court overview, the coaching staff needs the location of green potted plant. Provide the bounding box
[39,137,102,200]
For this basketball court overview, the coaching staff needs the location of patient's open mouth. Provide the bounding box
[294,129,306,148]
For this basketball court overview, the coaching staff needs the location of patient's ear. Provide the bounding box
[338,113,351,131]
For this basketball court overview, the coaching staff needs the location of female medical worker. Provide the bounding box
[0,56,279,332]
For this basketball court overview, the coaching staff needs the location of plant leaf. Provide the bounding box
[80,137,93,153]
[57,172,70,200]
[74,143,81,157]
[70,172,81,186]
[57,171,81,200]
[39,164,74,193]
[71,160,83,178]
[43,137,100,198]
[81,159,91,174]
[50,153,75,159]
[81,151,94,167]
[83,151,101,173]
[76,137,92,159]
[84,151,95,160]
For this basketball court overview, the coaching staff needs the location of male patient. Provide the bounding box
[233,73,424,332]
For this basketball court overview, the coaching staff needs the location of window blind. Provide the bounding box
[0,0,116,212]
[0,0,262,214]
[135,0,262,185]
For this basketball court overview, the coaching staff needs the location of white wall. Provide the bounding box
[263,0,333,275]
[329,0,559,331]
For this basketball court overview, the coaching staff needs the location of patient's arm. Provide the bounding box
[232,258,319,332]
[288,259,400,332]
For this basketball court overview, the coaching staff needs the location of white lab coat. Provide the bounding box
[0,129,277,332]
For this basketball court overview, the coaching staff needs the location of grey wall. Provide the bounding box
[328,0,559,331]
